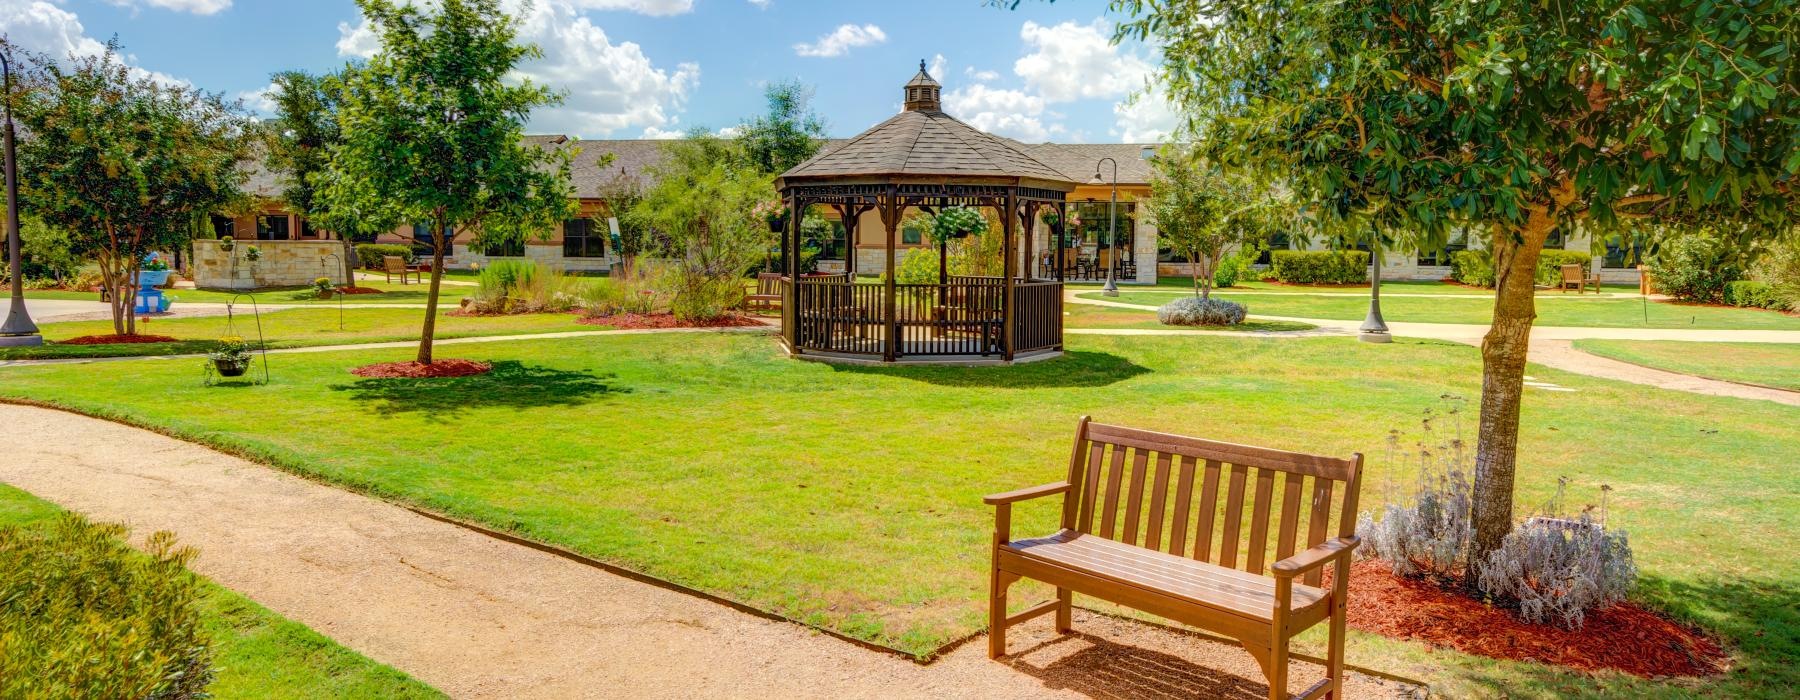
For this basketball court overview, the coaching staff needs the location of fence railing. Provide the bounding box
[788,277,1061,359]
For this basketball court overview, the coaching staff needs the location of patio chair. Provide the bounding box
[383,256,421,285]
[1559,264,1599,293]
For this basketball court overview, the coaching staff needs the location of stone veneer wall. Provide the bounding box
[191,240,350,290]
[448,242,617,273]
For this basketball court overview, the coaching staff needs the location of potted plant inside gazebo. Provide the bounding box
[207,336,253,378]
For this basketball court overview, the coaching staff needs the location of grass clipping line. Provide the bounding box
[350,360,493,378]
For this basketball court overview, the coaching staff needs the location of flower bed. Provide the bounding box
[335,286,384,295]
[576,313,765,330]
[1341,559,1727,677]
[349,359,492,378]
[60,334,179,345]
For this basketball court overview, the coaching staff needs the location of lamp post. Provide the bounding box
[1359,224,1390,343]
[1,48,42,346]
[1089,157,1120,297]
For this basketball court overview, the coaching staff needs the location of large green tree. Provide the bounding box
[1145,145,1285,299]
[14,41,254,335]
[266,69,399,286]
[736,79,828,175]
[624,135,774,319]
[322,0,573,365]
[1060,0,1799,570]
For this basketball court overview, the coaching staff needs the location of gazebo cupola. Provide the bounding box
[772,62,1079,365]
[903,60,941,112]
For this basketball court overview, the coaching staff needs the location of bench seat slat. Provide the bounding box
[1004,531,1327,621]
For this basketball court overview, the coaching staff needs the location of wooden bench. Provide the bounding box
[1559,263,1600,293]
[985,418,1363,700]
[383,256,421,285]
[743,272,783,312]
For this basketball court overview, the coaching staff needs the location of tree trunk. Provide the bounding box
[342,236,359,289]
[1468,207,1556,579]
[416,225,447,365]
[98,252,125,336]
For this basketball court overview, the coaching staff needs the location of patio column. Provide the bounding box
[881,186,900,362]
[1002,188,1016,361]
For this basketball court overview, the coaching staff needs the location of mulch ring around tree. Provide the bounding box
[350,359,491,378]
[576,313,766,330]
[1340,559,1728,678]
[336,286,384,295]
[60,334,180,345]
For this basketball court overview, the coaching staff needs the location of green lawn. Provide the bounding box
[1573,340,1800,391]
[0,331,1792,697]
[1071,278,1642,296]
[1061,302,1316,332]
[1082,290,1800,330]
[2,307,605,360]
[0,483,441,699]
[25,278,475,306]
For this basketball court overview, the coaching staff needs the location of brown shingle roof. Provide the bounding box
[779,110,1075,186]
[1010,142,1158,186]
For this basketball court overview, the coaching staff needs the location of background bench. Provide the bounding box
[985,417,1363,700]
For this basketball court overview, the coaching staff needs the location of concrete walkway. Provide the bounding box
[1068,292,1800,406]
[0,403,1414,699]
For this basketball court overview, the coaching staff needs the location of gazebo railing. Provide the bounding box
[786,275,1063,359]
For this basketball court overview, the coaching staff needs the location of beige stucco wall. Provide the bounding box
[191,240,350,290]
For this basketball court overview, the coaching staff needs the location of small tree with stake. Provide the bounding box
[1144,145,1284,301]
[14,40,252,337]
[266,69,400,287]
[323,0,573,366]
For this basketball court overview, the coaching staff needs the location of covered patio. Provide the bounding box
[773,62,1077,364]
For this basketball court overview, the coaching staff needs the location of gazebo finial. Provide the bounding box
[904,60,941,112]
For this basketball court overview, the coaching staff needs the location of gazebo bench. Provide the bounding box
[985,418,1364,700]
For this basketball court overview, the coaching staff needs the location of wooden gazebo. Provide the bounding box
[773,61,1077,364]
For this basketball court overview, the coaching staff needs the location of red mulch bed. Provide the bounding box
[60,334,180,345]
[335,286,383,295]
[349,359,491,378]
[575,313,765,330]
[1258,280,1371,289]
[1341,559,1728,677]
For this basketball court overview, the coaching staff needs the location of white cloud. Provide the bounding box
[236,82,279,115]
[944,84,1052,142]
[747,0,771,7]
[336,0,699,138]
[1,0,187,85]
[1014,19,1154,103]
[568,0,692,15]
[928,53,946,78]
[641,125,686,139]
[104,0,231,15]
[964,66,999,82]
[793,24,885,58]
[1112,90,1180,143]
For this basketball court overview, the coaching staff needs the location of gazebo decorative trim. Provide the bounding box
[773,61,1079,364]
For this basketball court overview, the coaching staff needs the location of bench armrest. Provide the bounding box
[1270,536,1361,579]
[983,481,1070,506]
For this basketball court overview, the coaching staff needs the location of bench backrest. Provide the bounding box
[756,272,783,295]
[1059,418,1362,586]
[383,256,407,273]
[1561,264,1583,283]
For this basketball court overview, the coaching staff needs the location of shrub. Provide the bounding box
[894,248,940,285]
[1751,242,1800,312]
[1358,403,1638,629]
[1723,280,1778,309]
[1646,233,1741,303]
[471,260,577,314]
[749,249,818,276]
[0,514,214,699]
[653,261,744,321]
[354,243,415,270]
[1212,251,1253,289]
[1449,250,1495,287]
[1157,296,1248,326]
[1269,250,1369,284]
[1534,250,1597,286]
[579,264,662,317]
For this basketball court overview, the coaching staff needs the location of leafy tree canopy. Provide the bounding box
[1145,145,1287,298]
[737,79,827,175]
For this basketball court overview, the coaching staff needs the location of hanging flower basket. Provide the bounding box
[213,357,250,377]
[767,216,788,233]
[206,336,253,379]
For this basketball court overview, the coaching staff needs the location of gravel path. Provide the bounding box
[0,403,1416,699]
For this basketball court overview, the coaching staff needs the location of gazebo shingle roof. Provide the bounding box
[779,110,1075,185]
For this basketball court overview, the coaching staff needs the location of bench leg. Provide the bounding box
[1325,595,1347,698]
[1055,587,1073,634]
[987,566,1016,658]
[1268,636,1290,700]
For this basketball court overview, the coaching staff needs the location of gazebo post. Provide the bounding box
[1055,201,1067,283]
[1001,188,1017,361]
[1021,202,1038,280]
[882,185,900,362]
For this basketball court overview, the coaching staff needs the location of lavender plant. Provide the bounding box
[1355,399,1475,580]
[1476,481,1637,629]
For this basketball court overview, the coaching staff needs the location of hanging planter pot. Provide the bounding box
[213,357,249,377]
[767,215,788,233]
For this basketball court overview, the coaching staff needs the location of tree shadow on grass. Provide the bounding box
[330,360,628,416]
[828,350,1150,389]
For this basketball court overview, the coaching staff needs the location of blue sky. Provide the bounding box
[2,0,1178,143]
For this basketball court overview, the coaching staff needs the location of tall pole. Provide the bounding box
[1359,222,1390,343]
[1094,157,1120,297]
[1,48,43,346]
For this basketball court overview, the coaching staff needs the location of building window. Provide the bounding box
[1602,233,1643,269]
[478,239,525,257]
[299,218,317,239]
[806,219,847,260]
[902,225,923,246]
[1254,231,1292,265]
[210,215,235,239]
[1417,230,1469,267]
[1072,201,1135,255]
[412,223,453,253]
[562,218,607,258]
[255,215,290,241]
